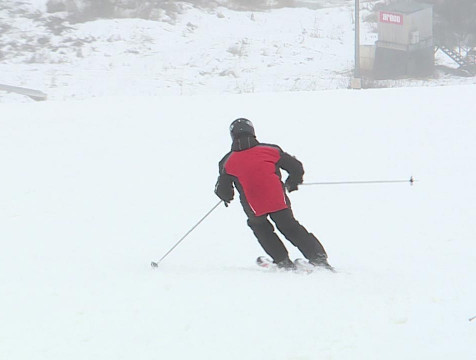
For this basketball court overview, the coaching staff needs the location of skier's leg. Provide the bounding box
[247,214,291,265]
[270,208,328,262]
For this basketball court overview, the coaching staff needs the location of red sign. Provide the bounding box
[380,11,403,25]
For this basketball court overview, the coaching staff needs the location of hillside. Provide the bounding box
[1,0,476,102]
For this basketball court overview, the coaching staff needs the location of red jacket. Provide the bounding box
[215,137,304,217]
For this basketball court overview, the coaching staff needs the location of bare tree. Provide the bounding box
[433,0,476,53]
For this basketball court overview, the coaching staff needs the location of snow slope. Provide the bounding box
[1,84,476,359]
[1,1,476,103]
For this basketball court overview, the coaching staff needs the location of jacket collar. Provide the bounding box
[231,135,259,151]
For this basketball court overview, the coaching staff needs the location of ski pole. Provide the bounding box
[469,316,476,322]
[301,176,416,186]
[151,200,222,268]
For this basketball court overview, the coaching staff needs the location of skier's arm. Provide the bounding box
[277,151,304,192]
[215,156,234,205]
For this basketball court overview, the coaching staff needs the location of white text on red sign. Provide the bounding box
[380,12,403,25]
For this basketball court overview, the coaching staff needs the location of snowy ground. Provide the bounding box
[1,84,476,359]
[1,1,476,358]
[1,0,476,103]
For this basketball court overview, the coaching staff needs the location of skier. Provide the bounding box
[215,118,333,271]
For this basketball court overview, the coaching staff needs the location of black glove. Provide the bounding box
[284,178,299,193]
[215,188,233,206]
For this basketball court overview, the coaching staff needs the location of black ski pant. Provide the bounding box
[246,208,327,263]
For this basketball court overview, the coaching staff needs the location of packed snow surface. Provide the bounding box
[1,84,476,359]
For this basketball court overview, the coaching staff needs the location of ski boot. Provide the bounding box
[276,258,297,271]
[309,256,336,272]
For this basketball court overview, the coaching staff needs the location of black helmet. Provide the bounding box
[230,118,255,139]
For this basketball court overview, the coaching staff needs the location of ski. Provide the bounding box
[256,256,313,273]
[256,256,336,273]
[296,258,337,273]
[256,256,276,269]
